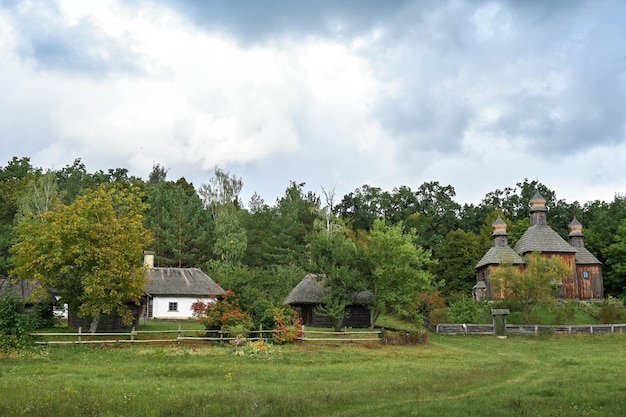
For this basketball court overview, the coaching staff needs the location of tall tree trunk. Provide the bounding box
[89,311,101,333]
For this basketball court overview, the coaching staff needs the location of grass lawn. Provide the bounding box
[1,333,625,416]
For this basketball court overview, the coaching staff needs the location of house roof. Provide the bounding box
[513,225,577,255]
[144,268,225,297]
[575,247,602,265]
[0,277,43,302]
[283,273,374,306]
[475,246,525,269]
[284,273,326,305]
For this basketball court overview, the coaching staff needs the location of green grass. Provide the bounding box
[2,333,626,416]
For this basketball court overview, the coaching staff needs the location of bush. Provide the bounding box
[0,295,34,351]
[596,296,625,324]
[271,306,302,344]
[447,296,488,324]
[550,300,577,325]
[191,291,252,332]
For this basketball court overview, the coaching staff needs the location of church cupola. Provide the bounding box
[529,191,547,226]
[568,217,584,248]
[492,215,508,248]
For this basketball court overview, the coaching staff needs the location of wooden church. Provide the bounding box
[474,191,604,300]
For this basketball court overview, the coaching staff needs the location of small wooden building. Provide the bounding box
[0,277,55,317]
[283,273,373,328]
[475,192,604,300]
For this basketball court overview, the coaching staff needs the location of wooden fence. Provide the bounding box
[423,317,626,336]
[30,326,383,345]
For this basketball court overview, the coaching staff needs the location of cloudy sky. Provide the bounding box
[1,0,625,207]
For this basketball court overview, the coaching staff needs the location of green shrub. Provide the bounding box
[550,300,577,325]
[0,295,34,351]
[596,296,625,324]
[447,296,488,324]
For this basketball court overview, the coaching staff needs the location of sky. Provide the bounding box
[1,0,625,207]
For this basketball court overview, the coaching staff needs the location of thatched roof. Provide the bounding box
[283,273,374,306]
[283,273,326,305]
[0,277,44,302]
[144,268,225,297]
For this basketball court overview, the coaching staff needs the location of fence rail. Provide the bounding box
[423,317,626,336]
[299,329,381,342]
[30,326,384,345]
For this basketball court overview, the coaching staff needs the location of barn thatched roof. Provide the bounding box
[283,273,374,306]
[0,277,47,303]
[144,268,225,297]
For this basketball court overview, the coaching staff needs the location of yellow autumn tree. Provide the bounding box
[490,253,571,324]
[11,183,152,332]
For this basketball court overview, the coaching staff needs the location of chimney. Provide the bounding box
[143,250,155,268]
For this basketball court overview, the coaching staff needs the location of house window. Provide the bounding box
[583,271,589,279]
[168,302,178,312]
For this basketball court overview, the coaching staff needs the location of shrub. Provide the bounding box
[191,291,252,332]
[271,306,302,344]
[233,339,279,360]
[447,296,488,324]
[596,296,625,324]
[550,300,577,325]
[0,295,34,352]
[414,291,446,316]
[428,308,449,325]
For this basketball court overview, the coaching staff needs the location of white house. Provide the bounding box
[143,252,225,319]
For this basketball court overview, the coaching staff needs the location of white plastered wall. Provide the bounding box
[152,296,215,319]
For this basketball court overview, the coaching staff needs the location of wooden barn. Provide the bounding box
[0,277,55,317]
[475,191,604,300]
[283,273,373,328]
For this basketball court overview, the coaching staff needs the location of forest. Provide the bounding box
[2,156,626,326]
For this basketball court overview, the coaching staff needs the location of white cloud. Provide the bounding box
[1,0,625,206]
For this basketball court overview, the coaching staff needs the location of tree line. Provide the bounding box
[2,156,626,330]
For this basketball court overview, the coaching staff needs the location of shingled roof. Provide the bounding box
[513,224,577,255]
[144,268,225,297]
[574,247,602,265]
[475,247,524,269]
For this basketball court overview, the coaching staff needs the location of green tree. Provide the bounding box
[11,184,152,332]
[432,229,482,298]
[360,220,436,327]
[489,253,571,324]
[309,229,363,330]
[263,181,321,267]
[407,181,461,250]
[604,218,626,296]
[0,157,36,275]
[145,181,212,267]
[241,193,273,267]
[199,167,247,266]
[335,184,386,232]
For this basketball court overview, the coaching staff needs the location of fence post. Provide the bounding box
[78,327,82,343]
[259,324,263,341]
[131,327,136,341]
[177,324,181,345]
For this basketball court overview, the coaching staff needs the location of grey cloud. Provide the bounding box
[365,0,625,159]
[4,2,142,76]
[149,0,413,42]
